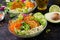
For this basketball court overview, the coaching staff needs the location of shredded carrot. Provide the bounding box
[9,20,23,33]
[14,20,23,29]
[24,15,34,21]
[25,2,35,8]
[11,1,23,10]
[27,20,40,29]
[24,15,40,29]
[9,21,16,33]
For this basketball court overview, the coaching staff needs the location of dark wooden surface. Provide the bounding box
[0,0,60,40]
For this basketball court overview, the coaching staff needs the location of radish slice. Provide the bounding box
[0,6,6,11]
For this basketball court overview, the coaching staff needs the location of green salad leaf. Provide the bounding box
[33,12,44,21]
[23,9,28,13]
[18,14,23,20]
[4,7,9,14]
[40,19,47,27]
[20,22,30,31]
[10,13,17,18]
[16,0,19,2]
[33,12,46,27]
[7,2,12,7]
[14,28,26,35]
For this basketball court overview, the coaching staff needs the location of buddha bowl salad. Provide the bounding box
[5,0,36,13]
[9,12,47,38]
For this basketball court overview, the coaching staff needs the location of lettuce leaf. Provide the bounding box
[7,2,12,7]
[18,14,23,20]
[20,22,30,31]
[33,12,46,27]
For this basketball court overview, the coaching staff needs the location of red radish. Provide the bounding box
[22,14,28,17]
[21,0,25,2]
[0,6,6,11]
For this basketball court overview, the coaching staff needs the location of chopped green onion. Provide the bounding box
[46,29,51,33]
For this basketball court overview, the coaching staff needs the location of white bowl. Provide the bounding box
[7,1,37,14]
[0,11,5,21]
[45,12,60,23]
[8,13,47,38]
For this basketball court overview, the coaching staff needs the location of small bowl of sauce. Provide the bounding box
[0,11,5,21]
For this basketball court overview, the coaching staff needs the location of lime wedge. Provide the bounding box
[49,5,60,12]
